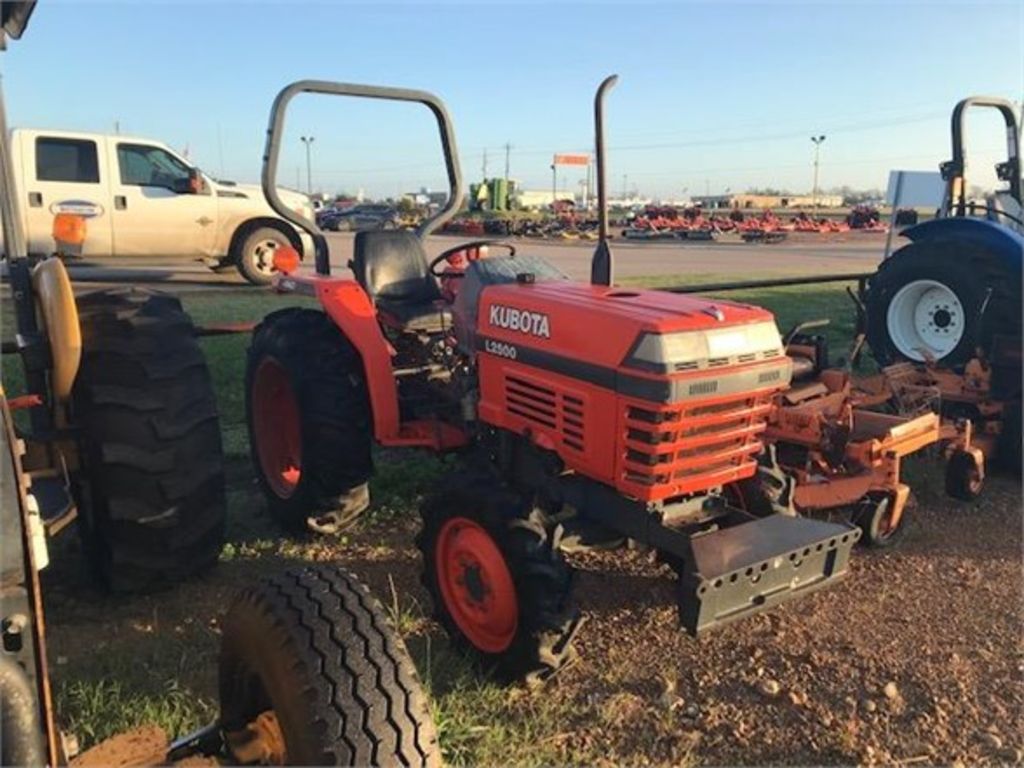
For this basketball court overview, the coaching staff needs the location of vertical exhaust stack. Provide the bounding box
[590,74,618,286]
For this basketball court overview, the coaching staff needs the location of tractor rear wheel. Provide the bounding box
[219,565,440,766]
[73,288,226,591]
[417,475,580,685]
[246,308,372,532]
[866,240,1021,368]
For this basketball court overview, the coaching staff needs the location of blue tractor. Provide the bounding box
[864,96,1022,469]
[865,97,1022,378]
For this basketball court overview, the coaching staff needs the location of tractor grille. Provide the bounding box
[505,376,586,453]
[621,392,773,498]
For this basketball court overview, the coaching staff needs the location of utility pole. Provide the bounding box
[621,174,628,200]
[482,148,488,179]
[585,161,592,210]
[551,163,557,210]
[300,135,315,195]
[503,142,511,183]
[811,135,826,217]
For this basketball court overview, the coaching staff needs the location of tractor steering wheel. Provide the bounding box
[428,240,517,278]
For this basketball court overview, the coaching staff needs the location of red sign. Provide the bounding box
[553,153,590,166]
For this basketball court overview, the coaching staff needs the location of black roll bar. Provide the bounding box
[941,96,1022,216]
[261,79,465,276]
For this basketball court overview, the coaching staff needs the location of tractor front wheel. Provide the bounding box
[417,476,580,685]
[246,308,372,532]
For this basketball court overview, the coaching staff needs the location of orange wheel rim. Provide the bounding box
[435,517,518,653]
[252,359,302,498]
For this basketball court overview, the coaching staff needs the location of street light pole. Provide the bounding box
[810,135,826,217]
[300,135,315,195]
[551,163,557,211]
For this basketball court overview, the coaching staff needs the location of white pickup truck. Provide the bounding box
[4,128,314,284]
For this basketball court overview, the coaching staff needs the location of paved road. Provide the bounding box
[52,231,888,293]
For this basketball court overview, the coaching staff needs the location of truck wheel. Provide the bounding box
[417,475,581,685]
[236,226,290,285]
[246,308,372,532]
[853,492,905,548]
[866,240,1021,367]
[72,288,226,592]
[219,565,441,767]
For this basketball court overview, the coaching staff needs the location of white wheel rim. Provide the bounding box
[886,279,965,361]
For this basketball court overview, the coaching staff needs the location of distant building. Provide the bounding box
[690,193,844,209]
[516,189,563,209]
[402,187,448,207]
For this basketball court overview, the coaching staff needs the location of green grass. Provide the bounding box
[13,277,864,764]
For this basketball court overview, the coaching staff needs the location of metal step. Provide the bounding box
[676,513,860,635]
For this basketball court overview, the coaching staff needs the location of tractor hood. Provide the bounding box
[477,280,785,374]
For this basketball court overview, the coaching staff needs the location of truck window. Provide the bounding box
[36,137,100,183]
[117,143,191,188]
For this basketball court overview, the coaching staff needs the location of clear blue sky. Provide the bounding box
[4,1,1022,199]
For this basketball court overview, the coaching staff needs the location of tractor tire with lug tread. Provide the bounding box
[854,492,905,548]
[246,308,373,532]
[236,226,290,285]
[945,450,985,501]
[865,240,1021,368]
[72,288,226,592]
[417,474,580,686]
[219,565,440,767]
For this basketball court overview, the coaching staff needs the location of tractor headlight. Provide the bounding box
[624,322,783,373]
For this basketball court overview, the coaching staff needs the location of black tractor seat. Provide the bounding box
[351,230,451,333]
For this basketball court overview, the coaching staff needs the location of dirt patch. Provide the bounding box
[71,725,168,767]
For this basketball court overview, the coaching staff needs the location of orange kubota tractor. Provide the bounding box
[244,77,860,683]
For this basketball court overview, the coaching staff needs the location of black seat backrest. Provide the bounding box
[352,230,440,305]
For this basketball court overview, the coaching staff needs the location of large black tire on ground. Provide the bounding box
[417,474,580,685]
[865,240,1021,368]
[219,565,441,767]
[72,289,225,592]
[234,226,290,285]
[245,308,372,531]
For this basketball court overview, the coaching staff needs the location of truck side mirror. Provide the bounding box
[173,169,204,195]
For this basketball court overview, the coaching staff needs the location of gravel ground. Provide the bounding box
[552,471,1023,766]
[42,461,1022,766]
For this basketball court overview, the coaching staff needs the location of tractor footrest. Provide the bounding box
[676,513,860,635]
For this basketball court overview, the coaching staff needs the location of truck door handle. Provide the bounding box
[28,192,42,207]
[114,195,127,210]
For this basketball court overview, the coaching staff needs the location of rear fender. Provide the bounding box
[279,275,400,441]
[900,218,1023,270]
